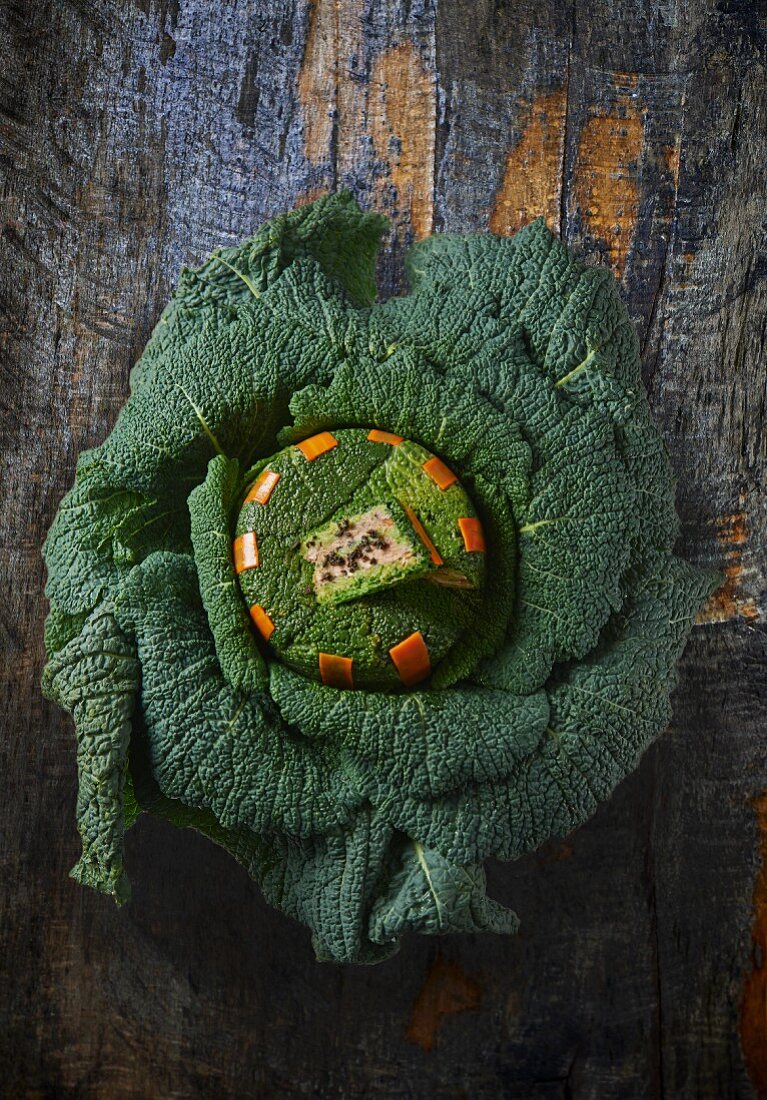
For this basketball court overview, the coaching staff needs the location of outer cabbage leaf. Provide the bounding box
[270,663,548,802]
[476,403,636,693]
[114,552,361,838]
[369,841,519,946]
[188,454,268,693]
[46,200,381,643]
[128,729,397,964]
[42,604,139,903]
[89,324,284,495]
[389,553,719,864]
[376,220,679,552]
[43,604,89,658]
[252,256,372,379]
[133,190,387,382]
[259,806,396,964]
[379,218,637,392]
[44,324,284,641]
[43,462,189,623]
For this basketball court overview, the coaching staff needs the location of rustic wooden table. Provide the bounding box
[2,1,765,1096]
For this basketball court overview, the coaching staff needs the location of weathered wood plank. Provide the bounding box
[1,0,765,1096]
[297,0,438,291]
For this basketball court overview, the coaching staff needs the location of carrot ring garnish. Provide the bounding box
[233,531,259,572]
[367,429,404,446]
[296,431,338,461]
[422,456,458,491]
[458,516,486,553]
[249,604,275,641]
[245,469,280,505]
[319,653,354,689]
[389,631,431,687]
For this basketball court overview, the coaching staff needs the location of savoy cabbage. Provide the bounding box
[42,192,718,963]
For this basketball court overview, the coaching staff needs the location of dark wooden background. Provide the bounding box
[2,0,766,1096]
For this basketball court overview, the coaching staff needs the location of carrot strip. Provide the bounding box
[233,531,259,572]
[244,469,280,505]
[458,516,486,553]
[296,431,338,461]
[319,653,354,690]
[389,631,431,687]
[422,456,458,491]
[367,429,404,446]
[403,503,443,565]
[249,604,275,641]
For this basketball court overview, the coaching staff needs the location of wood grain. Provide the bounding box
[1,0,765,1097]
[741,791,767,1099]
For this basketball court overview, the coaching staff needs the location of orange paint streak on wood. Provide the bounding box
[367,428,403,446]
[245,469,280,505]
[572,89,644,280]
[249,604,275,641]
[422,456,457,491]
[489,88,567,235]
[369,41,435,239]
[233,531,259,572]
[296,431,338,461]
[403,503,443,566]
[458,516,486,553]
[406,959,482,1052]
[298,0,367,171]
[698,509,759,623]
[319,652,354,690]
[297,0,336,166]
[389,631,430,687]
[740,791,767,1098]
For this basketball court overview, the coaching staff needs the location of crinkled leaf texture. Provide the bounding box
[42,192,719,963]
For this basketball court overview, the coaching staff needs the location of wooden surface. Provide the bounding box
[1,1,766,1096]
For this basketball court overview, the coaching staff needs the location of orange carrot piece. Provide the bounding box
[422,456,458,491]
[319,653,354,690]
[245,469,280,505]
[389,631,431,687]
[458,516,486,553]
[249,604,275,641]
[296,431,338,461]
[403,503,443,565]
[233,531,259,572]
[367,429,404,446]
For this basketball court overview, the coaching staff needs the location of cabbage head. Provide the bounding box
[42,192,718,963]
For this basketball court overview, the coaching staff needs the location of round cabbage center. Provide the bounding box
[234,428,487,690]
